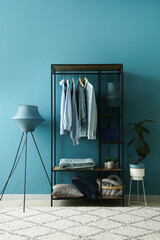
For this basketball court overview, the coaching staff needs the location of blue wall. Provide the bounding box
[0,0,159,194]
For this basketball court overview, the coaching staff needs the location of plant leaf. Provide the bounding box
[139,132,144,142]
[128,153,134,159]
[141,126,150,134]
[143,141,150,154]
[143,119,155,123]
[105,157,110,162]
[136,146,146,158]
[139,121,145,124]
[134,123,143,134]
[128,137,136,146]
[129,121,144,126]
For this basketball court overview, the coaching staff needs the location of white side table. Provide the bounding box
[128,177,147,206]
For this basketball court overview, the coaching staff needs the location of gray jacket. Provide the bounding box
[78,87,87,137]
[64,80,72,131]
[70,83,79,145]
[84,79,97,139]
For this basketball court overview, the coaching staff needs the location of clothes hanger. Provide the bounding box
[72,74,75,84]
[67,74,70,84]
[79,76,84,88]
[83,74,87,84]
[77,74,84,89]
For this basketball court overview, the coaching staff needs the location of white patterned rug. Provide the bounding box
[0,207,160,240]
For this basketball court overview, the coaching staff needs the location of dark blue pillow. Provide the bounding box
[72,175,96,199]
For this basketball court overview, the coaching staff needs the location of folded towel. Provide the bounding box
[59,158,96,170]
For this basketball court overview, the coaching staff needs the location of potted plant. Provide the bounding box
[128,119,155,180]
[104,157,114,169]
[113,157,119,168]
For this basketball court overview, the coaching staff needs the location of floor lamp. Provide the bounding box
[0,105,51,212]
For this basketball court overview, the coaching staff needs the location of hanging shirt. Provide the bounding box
[64,80,72,131]
[70,83,79,146]
[78,87,87,137]
[84,79,97,139]
[59,79,67,135]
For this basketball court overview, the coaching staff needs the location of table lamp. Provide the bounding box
[105,82,121,108]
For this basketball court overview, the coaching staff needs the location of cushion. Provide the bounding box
[72,176,96,199]
[52,184,84,198]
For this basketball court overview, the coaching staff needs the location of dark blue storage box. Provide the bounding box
[102,128,120,142]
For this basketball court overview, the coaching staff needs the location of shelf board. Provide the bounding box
[53,166,122,172]
[101,114,122,118]
[52,196,84,200]
[101,141,122,144]
[96,196,123,200]
[52,196,123,200]
[52,64,122,72]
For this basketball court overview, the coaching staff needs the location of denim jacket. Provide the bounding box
[84,79,97,139]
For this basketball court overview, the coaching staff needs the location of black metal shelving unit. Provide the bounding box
[51,64,124,207]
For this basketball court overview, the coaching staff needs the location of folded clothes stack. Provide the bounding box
[59,158,96,170]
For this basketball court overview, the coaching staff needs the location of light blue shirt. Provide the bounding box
[59,79,67,135]
[84,79,97,139]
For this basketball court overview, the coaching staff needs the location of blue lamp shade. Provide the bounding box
[12,105,44,132]
[105,82,121,108]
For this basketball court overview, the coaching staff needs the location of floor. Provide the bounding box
[1,196,160,239]
[0,195,160,209]
[1,205,160,239]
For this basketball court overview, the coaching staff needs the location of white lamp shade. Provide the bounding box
[12,105,44,132]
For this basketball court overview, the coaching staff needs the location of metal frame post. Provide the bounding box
[98,69,102,206]
[51,65,53,206]
[121,65,124,206]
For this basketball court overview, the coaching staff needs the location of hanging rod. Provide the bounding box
[52,72,120,75]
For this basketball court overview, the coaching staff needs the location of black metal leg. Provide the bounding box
[0,133,24,201]
[23,133,27,212]
[100,171,102,207]
[31,132,51,186]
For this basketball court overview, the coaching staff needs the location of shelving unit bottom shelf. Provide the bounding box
[52,196,123,200]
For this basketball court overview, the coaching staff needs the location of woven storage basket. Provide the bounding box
[97,184,123,197]
[97,175,123,197]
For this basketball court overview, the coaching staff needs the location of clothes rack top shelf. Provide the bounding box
[52,64,122,72]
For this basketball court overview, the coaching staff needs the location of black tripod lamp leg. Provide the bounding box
[23,132,28,212]
[0,132,24,201]
[31,132,51,186]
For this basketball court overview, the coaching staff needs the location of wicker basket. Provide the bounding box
[97,175,123,197]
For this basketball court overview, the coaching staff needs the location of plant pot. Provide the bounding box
[105,161,114,169]
[114,162,119,168]
[130,164,145,180]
